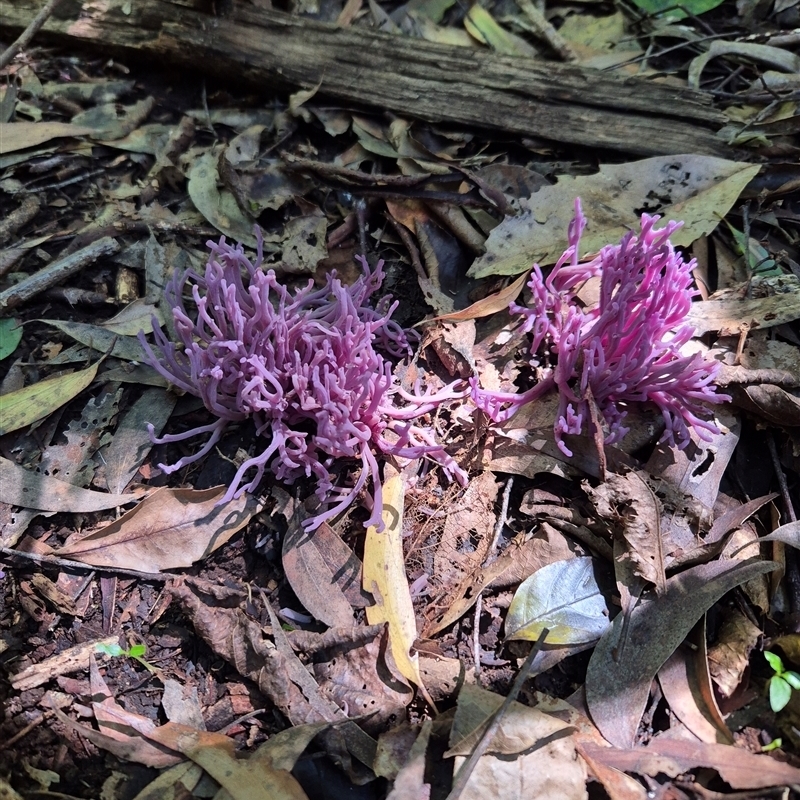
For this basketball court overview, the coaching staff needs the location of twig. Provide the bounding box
[513,0,577,62]
[0,0,64,70]
[768,431,797,523]
[767,432,800,617]
[445,628,550,800]
[0,236,120,311]
[485,476,513,565]
[0,196,40,246]
[0,711,50,750]
[386,215,427,281]
[472,594,483,678]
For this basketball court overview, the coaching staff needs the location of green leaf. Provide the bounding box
[505,558,610,645]
[626,0,725,20]
[128,644,146,658]
[783,671,800,691]
[0,318,22,361]
[770,676,792,712]
[765,651,784,674]
[95,642,125,657]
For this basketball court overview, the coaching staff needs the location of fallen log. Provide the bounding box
[1,0,732,156]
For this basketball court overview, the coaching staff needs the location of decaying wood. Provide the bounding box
[2,0,731,156]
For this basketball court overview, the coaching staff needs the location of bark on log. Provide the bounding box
[1,0,732,157]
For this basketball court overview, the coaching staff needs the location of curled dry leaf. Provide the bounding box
[754,520,800,551]
[585,471,665,594]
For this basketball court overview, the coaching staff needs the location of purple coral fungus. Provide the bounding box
[140,234,467,530]
[472,199,729,455]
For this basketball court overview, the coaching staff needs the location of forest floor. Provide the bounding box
[1,0,800,797]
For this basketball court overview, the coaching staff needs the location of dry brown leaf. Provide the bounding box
[0,121,97,154]
[435,471,498,589]
[585,471,665,593]
[574,742,648,800]
[49,703,183,769]
[283,517,356,628]
[580,739,800,790]
[427,270,530,323]
[104,387,177,495]
[86,655,183,768]
[447,684,586,800]
[0,456,142,513]
[143,722,310,800]
[686,289,800,336]
[657,647,732,744]
[53,486,264,572]
[385,720,432,800]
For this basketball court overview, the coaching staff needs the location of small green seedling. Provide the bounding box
[95,642,158,674]
[764,651,800,712]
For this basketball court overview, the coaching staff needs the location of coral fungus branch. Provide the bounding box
[141,236,466,530]
[472,198,729,454]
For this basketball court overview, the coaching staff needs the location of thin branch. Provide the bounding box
[0,0,64,70]
[446,628,550,800]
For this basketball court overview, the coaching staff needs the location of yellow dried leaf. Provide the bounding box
[363,466,427,696]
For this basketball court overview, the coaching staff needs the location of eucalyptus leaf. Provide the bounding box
[39,319,146,362]
[0,318,22,361]
[0,362,99,436]
[468,156,761,280]
[505,558,611,645]
[586,558,778,748]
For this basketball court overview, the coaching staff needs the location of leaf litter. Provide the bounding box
[2,5,800,798]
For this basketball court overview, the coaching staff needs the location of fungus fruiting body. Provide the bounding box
[140,235,466,530]
[472,199,729,454]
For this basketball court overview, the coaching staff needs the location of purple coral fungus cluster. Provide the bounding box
[140,235,467,530]
[472,199,728,455]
